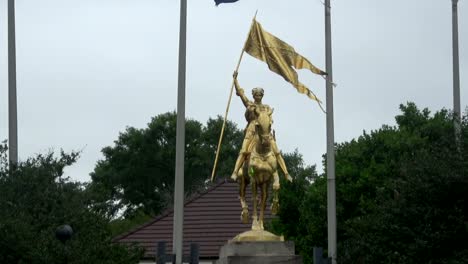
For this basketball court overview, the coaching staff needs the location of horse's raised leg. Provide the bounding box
[259,181,268,230]
[251,180,260,230]
[271,189,280,215]
[273,170,280,190]
[239,172,249,224]
[271,170,280,215]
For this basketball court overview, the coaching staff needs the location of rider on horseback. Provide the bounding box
[230,71,293,188]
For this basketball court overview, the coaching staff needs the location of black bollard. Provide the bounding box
[156,241,166,264]
[189,243,199,264]
[313,247,324,264]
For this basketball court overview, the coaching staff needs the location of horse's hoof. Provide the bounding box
[241,210,249,224]
[273,182,280,190]
[230,173,238,182]
[271,202,279,215]
[252,220,261,231]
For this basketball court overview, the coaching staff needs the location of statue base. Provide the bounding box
[216,239,303,264]
[230,230,284,242]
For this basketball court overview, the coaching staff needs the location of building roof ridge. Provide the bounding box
[113,177,230,241]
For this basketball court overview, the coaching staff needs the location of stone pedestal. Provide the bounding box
[216,241,302,264]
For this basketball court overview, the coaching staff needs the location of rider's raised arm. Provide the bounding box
[233,71,251,107]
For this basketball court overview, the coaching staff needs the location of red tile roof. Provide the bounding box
[114,179,274,259]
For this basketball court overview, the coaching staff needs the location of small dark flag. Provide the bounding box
[214,0,239,6]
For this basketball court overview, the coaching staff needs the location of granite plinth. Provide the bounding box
[216,241,302,264]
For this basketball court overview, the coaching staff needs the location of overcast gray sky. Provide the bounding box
[0,0,466,182]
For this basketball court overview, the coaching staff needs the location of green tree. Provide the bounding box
[272,103,468,263]
[201,115,244,178]
[337,104,468,263]
[0,143,143,264]
[90,112,243,219]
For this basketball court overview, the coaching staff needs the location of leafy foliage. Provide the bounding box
[89,112,243,218]
[272,103,468,263]
[0,143,143,264]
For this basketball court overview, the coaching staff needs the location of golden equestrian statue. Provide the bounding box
[230,71,293,234]
[210,17,327,241]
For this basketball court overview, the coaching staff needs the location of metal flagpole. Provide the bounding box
[451,0,461,142]
[325,0,337,263]
[8,0,18,165]
[173,0,187,263]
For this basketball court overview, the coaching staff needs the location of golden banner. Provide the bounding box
[244,19,327,102]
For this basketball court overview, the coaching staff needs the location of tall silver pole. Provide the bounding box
[8,0,18,165]
[172,0,187,263]
[325,0,337,263]
[452,0,461,139]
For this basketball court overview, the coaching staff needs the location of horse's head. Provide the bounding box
[255,107,273,147]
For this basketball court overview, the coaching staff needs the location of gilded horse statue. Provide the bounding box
[230,72,292,232]
[237,108,280,230]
